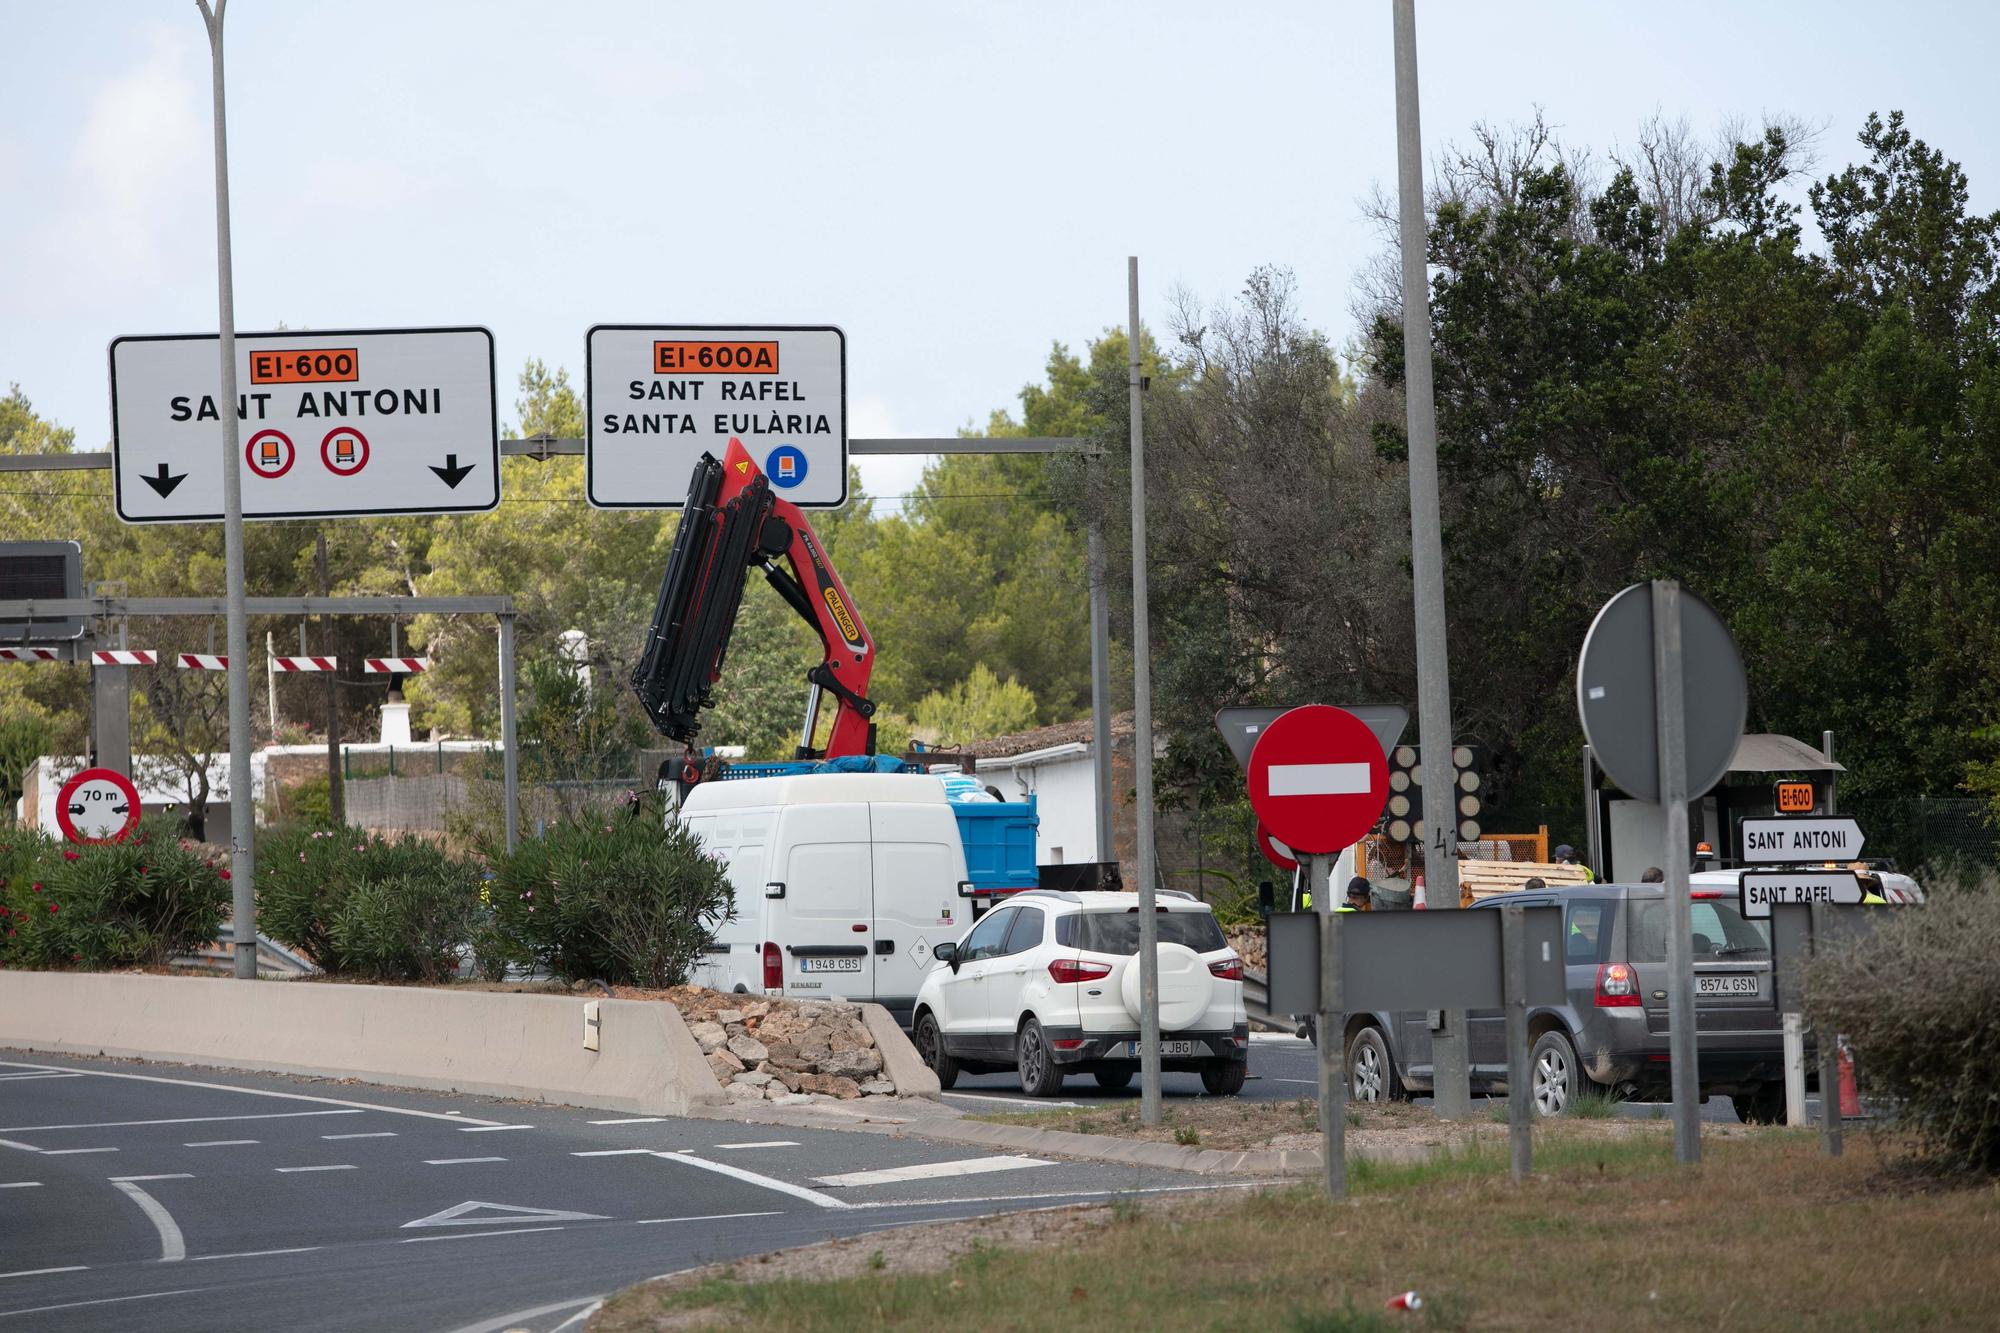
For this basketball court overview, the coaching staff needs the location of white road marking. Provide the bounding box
[634,1210,783,1225]
[459,1124,534,1133]
[587,1117,666,1125]
[0,1060,507,1126]
[444,1296,604,1333]
[0,1109,361,1134]
[110,1174,194,1183]
[814,1155,1052,1188]
[401,1226,566,1244]
[322,1132,398,1140]
[190,1247,321,1262]
[0,1140,40,1154]
[571,1148,655,1157]
[0,1183,41,1190]
[0,1073,80,1083]
[40,1147,117,1156]
[112,1180,186,1262]
[425,1157,507,1166]
[940,1091,1086,1109]
[1272,1077,1319,1084]
[1268,761,1371,796]
[651,1150,849,1210]
[713,1140,800,1150]
[0,1287,208,1320]
[403,1200,609,1228]
[274,1165,355,1173]
[852,1179,1263,1210]
[0,1267,87,1280]
[184,1140,257,1148]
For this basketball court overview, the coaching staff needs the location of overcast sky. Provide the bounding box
[4,2,1995,503]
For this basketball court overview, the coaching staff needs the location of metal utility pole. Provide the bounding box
[196,0,257,979]
[1311,853,1344,1198]
[1088,517,1114,863]
[316,531,344,824]
[1392,0,1470,1115]
[1652,580,1701,1163]
[1128,257,1163,1126]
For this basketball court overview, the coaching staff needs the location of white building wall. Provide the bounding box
[975,746,1098,865]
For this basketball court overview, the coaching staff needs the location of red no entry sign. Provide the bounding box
[55,766,142,845]
[1247,705,1389,855]
[1255,822,1299,872]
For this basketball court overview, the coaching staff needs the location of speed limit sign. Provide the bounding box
[55,766,142,845]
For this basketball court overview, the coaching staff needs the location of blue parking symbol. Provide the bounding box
[766,445,808,488]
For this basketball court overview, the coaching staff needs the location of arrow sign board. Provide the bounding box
[1739,816,1865,863]
[110,327,499,523]
[1216,704,1408,772]
[1738,869,1863,920]
[1246,705,1390,856]
[585,325,847,509]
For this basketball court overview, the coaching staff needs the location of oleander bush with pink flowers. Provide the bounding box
[0,820,227,970]
[258,824,484,982]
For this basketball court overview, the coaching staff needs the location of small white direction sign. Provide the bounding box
[110,327,499,523]
[1738,869,1864,919]
[1738,816,1866,863]
[586,325,847,509]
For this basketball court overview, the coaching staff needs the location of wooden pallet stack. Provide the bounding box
[1458,860,1592,906]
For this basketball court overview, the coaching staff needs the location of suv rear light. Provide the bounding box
[1048,958,1113,984]
[1208,958,1242,981]
[762,941,782,989]
[1690,889,1725,899]
[1595,962,1641,1007]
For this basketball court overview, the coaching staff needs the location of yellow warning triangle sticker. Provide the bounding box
[735,461,750,473]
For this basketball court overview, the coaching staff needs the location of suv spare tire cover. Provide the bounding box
[1120,942,1214,1030]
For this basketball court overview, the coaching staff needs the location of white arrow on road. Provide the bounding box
[401,1200,609,1229]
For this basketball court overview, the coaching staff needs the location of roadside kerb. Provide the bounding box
[0,971,727,1116]
[859,1003,941,1100]
[893,1115,1458,1177]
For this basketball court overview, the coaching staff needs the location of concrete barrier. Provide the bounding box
[0,972,728,1117]
[859,1002,940,1100]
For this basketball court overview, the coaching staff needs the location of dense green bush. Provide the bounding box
[259,825,484,981]
[1805,873,2000,1172]
[488,797,732,987]
[0,819,227,970]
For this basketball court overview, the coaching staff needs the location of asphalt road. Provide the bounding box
[0,1051,1226,1332]
[947,1033,1775,1123]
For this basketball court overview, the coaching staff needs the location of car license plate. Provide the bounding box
[1115,1040,1196,1058]
[799,958,862,973]
[1696,975,1759,996]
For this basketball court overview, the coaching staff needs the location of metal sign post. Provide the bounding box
[1126,257,1163,1127]
[1310,854,1342,1199]
[1501,902,1532,1182]
[194,0,256,980]
[1577,579,1747,1166]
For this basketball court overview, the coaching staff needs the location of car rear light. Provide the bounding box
[1595,962,1641,1007]
[1690,890,1724,899]
[1048,958,1113,984]
[762,941,782,989]
[1208,958,1242,980]
[1050,1038,1084,1051]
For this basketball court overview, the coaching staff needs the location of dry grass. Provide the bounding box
[591,1130,2000,1331]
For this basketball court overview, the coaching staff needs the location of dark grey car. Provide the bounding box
[1336,884,1799,1124]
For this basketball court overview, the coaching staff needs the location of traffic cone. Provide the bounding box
[1412,872,1426,910]
[1386,1292,1423,1312]
[1838,1040,1861,1117]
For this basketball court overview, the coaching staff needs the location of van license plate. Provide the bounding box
[799,958,862,973]
[1696,975,1759,996]
[1114,1040,1196,1058]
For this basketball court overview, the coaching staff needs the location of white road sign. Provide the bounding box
[1738,869,1864,919]
[585,325,847,509]
[1738,816,1866,863]
[110,327,499,523]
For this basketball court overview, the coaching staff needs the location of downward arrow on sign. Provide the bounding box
[429,454,475,489]
[142,463,186,498]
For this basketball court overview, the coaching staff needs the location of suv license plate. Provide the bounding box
[799,958,863,973]
[1696,975,1759,996]
[1115,1040,1196,1058]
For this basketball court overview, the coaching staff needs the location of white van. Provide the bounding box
[676,773,974,1026]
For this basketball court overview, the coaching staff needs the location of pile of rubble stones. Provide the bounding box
[669,989,900,1104]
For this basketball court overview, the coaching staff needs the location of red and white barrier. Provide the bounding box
[271,656,337,672]
[178,653,230,670]
[0,647,61,662]
[91,650,159,666]
[363,657,431,674]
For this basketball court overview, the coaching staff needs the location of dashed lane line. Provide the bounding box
[0,1060,508,1126]
[322,1132,398,1140]
[814,1155,1052,1188]
[190,1247,322,1262]
[274,1164,356,1173]
[650,1150,850,1210]
[0,1140,40,1154]
[571,1148,654,1157]
[0,1109,362,1134]
[0,1267,87,1280]
[713,1140,800,1150]
[459,1124,535,1133]
[39,1147,117,1156]
[587,1117,666,1125]
[112,1180,186,1263]
[109,1174,193,1183]
[424,1157,508,1166]
[183,1140,257,1148]
[0,1183,41,1190]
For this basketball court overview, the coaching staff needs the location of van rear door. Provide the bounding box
[867,802,970,1027]
[774,804,875,1001]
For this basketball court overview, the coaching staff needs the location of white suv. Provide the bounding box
[911,890,1248,1097]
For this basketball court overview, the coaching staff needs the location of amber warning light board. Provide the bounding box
[587,324,846,509]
